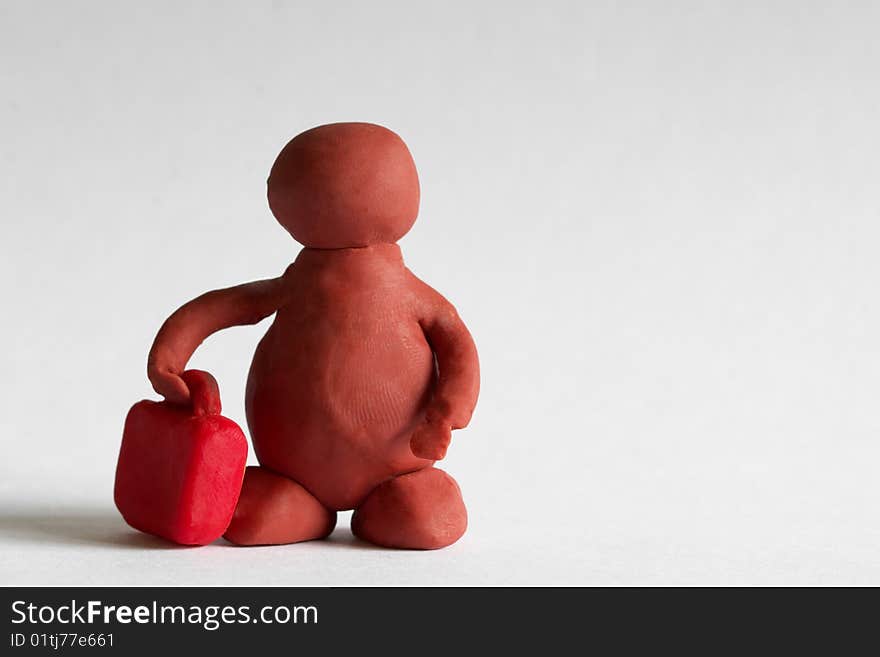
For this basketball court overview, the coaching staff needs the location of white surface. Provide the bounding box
[2,1,880,585]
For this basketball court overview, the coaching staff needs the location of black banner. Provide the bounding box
[0,587,872,653]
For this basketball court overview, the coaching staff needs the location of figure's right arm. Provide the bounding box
[147,274,291,404]
[408,276,480,460]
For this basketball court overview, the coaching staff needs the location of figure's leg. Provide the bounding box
[351,468,467,549]
[224,466,336,546]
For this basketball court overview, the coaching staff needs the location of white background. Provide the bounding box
[1,1,879,585]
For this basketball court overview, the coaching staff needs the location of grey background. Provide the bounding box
[1,1,878,585]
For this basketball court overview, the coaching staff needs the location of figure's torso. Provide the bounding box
[245,244,435,509]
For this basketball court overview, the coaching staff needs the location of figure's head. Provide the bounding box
[267,122,420,248]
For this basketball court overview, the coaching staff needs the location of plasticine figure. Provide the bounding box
[144,123,479,549]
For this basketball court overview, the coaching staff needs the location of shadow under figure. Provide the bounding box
[0,508,180,550]
[115,123,480,550]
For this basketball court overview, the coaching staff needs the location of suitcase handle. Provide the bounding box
[179,370,222,416]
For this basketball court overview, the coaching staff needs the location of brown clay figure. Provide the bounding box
[116,123,480,549]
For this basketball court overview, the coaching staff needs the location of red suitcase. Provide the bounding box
[114,370,248,545]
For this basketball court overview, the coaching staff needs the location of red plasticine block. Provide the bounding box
[114,370,247,545]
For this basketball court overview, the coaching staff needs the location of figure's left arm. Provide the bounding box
[412,290,480,460]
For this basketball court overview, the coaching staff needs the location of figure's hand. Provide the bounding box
[410,416,453,461]
[147,353,191,405]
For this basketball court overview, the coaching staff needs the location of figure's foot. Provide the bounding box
[224,466,336,546]
[351,468,467,549]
